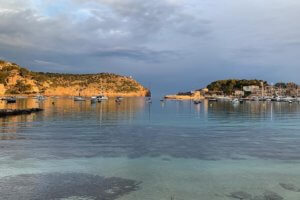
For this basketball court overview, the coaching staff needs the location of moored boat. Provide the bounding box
[115,96,123,103]
[91,95,108,103]
[6,97,17,104]
[231,98,240,104]
[193,100,202,104]
[74,96,86,101]
[34,94,46,101]
[208,98,218,102]
[146,97,152,103]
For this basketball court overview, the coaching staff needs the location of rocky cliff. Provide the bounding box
[0,60,150,97]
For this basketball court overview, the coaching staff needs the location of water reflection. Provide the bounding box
[0,98,300,161]
[0,97,146,137]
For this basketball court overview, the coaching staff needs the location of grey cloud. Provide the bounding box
[0,1,204,63]
[91,47,179,62]
[1,0,300,95]
[73,0,211,38]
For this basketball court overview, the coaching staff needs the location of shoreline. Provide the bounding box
[0,93,149,98]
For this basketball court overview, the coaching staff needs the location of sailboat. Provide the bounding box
[74,91,85,101]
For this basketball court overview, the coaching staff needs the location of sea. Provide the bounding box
[1,97,300,200]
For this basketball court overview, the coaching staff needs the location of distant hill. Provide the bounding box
[206,79,267,95]
[0,60,150,96]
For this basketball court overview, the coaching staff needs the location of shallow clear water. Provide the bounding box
[1,98,300,200]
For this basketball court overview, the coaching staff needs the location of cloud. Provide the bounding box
[1,0,300,94]
[0,0,210,60]
[90,47,178,63]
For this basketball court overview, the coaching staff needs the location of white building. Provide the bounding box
[243,85,259,93]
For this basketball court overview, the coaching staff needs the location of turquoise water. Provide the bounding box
[1,98,300,200]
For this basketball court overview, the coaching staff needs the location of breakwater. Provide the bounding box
[0,108,43,117]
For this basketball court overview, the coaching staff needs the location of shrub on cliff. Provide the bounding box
[6,80,32,94]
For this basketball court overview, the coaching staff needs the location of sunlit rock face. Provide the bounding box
[0,84,5,95]
[0,60,149,97]
[0,173,141,200]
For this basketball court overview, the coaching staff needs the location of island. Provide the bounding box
[165,79,300,100]
[0,60,150,97]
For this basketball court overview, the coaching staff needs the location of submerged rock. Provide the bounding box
[279,183,300,192]
[251,195,265,200]
[0,173,141,200]
[262,191,284,200]
[228,191,252,199]
[228,190,284,200]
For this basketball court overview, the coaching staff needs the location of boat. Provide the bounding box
[273,96,282,102]
[6,97,16,104]
[91,97,97,103]
[34,94,46,101]
[282,97,295,102]
[231,98,240,104]
[74,96,86,101]
[98,95,108,101]
[116,96,123,100]
[91,95,108,103]
[115,96,123,103]
[193,100,202,104]
[146,97,152,103]
[208,98,218,102]
[251,96,259,101]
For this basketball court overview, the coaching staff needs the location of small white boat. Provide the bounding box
[91,97,97,103]
[91,95,108,103]
[282,97,295,102]
[275,96,282,102]
[34,95,46,101]
[232,98,240,104]
[74,96,86,101]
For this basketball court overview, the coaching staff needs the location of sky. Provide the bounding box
[0,0,300,95]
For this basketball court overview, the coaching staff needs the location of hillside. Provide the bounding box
[206,79,267,95]
[0,60,150,97]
